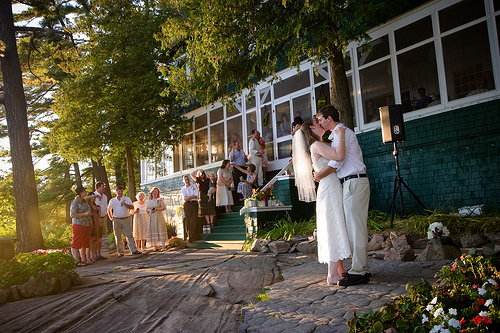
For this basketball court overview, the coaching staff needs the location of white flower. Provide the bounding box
[488,278,497,286]
[422,314,429,324]
[440,329,451,333]
[426,304,434,311]
[434,307,444,318]
[430,323,444,333]
[441,226,450,237]
[485,299,494,307]
[431,297,438,304]
[449,308,457,316]
[478,288,487,295]
[479,311,488,317]
[448,318,461,328]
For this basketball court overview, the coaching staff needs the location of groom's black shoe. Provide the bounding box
[338,273,370,286]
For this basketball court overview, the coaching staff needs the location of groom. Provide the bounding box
[313,105,371,286]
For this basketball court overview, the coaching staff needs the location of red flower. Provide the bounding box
[473,315,483,325]
[270,184,274,189]
[261,195,265,200]
[460,317,466,325]
[477,298,485,305]
[483,317,492,324]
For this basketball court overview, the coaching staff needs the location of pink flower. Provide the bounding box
[459,318,466,325]
[473,284,478,289]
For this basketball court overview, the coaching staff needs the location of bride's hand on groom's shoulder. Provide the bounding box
[334,126,346,136]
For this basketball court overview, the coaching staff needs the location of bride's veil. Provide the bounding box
[292,128,317,202]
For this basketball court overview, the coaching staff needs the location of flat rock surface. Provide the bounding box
[0,248,279,333]
[0,246,450,333]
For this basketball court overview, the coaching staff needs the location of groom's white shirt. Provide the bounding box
[327,124,366,179]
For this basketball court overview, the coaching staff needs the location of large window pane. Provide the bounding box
[358,35,389,66]
[195,114,207,130]
[274,70,310,99]
[173,146,180,173]
[439,0,485,33]
[246,111,257,143]
[315,83,330,111]
[292,93,312,122]
[227,115,242,155]
[261,105,274,161]
[210,106,223,123]
[259,86,271,104]
[360,59,394,125]
[195,129,208,167]
[245,94,256,110]
[313,64,329,84]
[183,134,194,170]
[395,16,433,51]
[276,101,291,137]
[210,123,225,163]
[226,99,242,117]
[442,22,493,100]
[398,42,440,113]
[278,140,292,159]
[495,0,500,12]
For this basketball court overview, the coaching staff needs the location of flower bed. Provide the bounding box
[348,255,500,332]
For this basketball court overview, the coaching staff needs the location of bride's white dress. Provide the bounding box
[312,148,351,263]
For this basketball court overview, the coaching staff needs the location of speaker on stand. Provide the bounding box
[379,105,427,226]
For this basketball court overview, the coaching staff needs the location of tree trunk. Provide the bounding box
[92,158,112,200]
[329,47,355,130]
[0,0,44,252]
[125,146,136,201]
[73,162,82,188]
[114,160,124,187]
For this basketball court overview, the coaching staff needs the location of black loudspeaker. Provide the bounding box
[380,104,406,143]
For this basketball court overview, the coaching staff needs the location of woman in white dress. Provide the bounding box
[130,192,148,251]
[294,119,351,285]
[216,159,234,212]
[146,187,168,251]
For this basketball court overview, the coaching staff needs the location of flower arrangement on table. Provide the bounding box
[251,184,275,201]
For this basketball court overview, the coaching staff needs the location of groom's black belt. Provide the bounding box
[340,173,367,184]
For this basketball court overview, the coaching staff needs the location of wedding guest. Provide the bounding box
[191,169,216,227]
[248,130,263,186]
[70,186,93,266]
[93,181,108,260]
[291,116,304,135]
[181,175,199,243]
[146,187,168,251]
[131,192,148,251]
[233,163,257,200]
[229,140,247,201]
[415,87,433,109]
[216,160,234,213]
[256,131,268,182]
[207,172,217,202]
[107,185,142,257]
[86,192,100,263]
[280,113,292,136]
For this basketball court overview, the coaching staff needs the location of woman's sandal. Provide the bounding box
[76,262,87,267]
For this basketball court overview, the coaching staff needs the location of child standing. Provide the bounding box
[207,172,217,202]
[233,164,257,200]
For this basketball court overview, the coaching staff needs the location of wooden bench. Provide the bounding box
[0,238,17,260]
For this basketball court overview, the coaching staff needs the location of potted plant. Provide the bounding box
[251,185,275,207]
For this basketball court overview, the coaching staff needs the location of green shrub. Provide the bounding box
[348,255,500,332]
[0,250,76,288]
[41,221,72,249]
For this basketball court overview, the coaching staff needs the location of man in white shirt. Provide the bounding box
[107,185,141,256]
[94,181,108,260]
[181,175,199,243]
[314,105,371,286]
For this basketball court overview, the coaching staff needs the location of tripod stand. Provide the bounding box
[389,142,427,227]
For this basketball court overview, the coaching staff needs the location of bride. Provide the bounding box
[293,119,351,285]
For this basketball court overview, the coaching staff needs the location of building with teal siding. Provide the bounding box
[141,0,500,227]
